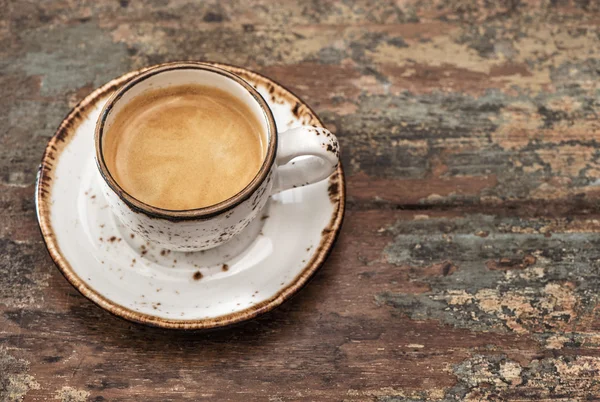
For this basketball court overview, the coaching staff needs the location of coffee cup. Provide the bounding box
[95,62,340,251]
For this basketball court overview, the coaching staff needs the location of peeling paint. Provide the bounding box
[54,386,90,402]
[452,354,600,400]
[0,348,40,402]
[379,214,600,348]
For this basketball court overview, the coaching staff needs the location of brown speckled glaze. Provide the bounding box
[36,62,345,330]
[99,169,274,251]
[95,63,280,251]
[94,62,339,251]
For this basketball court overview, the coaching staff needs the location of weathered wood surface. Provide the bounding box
[3,0,600,400]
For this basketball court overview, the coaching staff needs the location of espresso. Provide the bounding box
[102,84,266,210]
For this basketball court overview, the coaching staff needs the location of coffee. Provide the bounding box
[102,84,266,210]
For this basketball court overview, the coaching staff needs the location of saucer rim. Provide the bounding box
[35,62,346,330]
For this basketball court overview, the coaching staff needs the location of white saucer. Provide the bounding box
[36,64,345,329]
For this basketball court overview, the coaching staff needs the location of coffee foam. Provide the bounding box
[102,84,266,210]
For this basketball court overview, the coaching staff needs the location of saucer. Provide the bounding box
[36,63,345,329]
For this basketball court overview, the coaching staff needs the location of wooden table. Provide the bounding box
[3,1,600,400]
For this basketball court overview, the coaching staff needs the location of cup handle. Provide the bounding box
[271,126,340,194]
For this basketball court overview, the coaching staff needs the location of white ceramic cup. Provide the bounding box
[95,62,340,252]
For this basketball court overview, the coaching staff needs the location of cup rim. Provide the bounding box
[95,62,278,221]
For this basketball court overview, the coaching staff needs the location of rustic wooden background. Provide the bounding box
[3,0,600,400]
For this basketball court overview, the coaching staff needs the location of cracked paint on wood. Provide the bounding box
[2,0,600,400]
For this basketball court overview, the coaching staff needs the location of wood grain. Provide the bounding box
[2,0,600,400]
